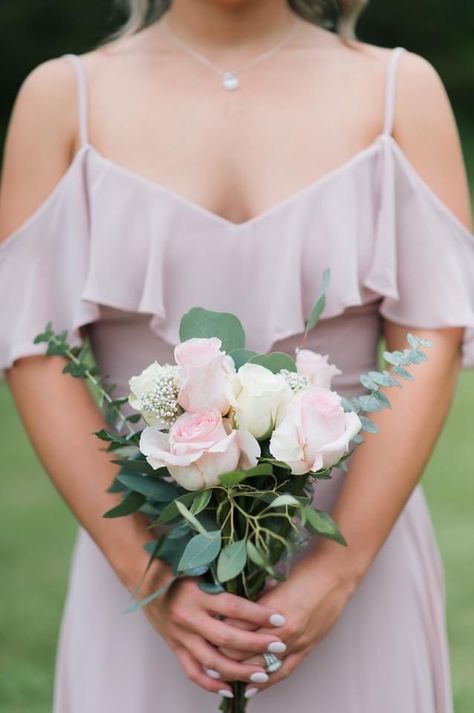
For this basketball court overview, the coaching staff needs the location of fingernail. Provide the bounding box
[250,672,269,683]
[267,641,287,654]
[245,687,259,699]
[218,689,234,699]
[204,668,221,679]
[269,613,286,627]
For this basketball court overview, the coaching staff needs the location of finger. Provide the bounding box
[218,618,260,661]
[174,647,234,698]
[209,592,286,630]
[244,652,302,697]
[197,615,286,655]
[241,653,284,671]
[186,635,269,682]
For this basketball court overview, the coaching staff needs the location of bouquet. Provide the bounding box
[35,271,431,712]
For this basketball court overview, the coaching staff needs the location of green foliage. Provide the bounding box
[34,324,139,437]
[305,268,331,333]
[348,333,432,430]
[218,463,274,488]
[177,532,222,571]
[217,541,247,582]
[228,348,257,369]
[179,307,246,352]
[303,508,347,545]
[103,491,145,518]
[248,352,297,373]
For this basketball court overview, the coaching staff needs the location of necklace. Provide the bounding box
[163,16,300,91]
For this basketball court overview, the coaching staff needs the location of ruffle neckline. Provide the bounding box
[0,133,473,378]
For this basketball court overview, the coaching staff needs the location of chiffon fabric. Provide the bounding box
[1,47,473,712]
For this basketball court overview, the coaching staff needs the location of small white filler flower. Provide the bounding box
[129,362,182,428]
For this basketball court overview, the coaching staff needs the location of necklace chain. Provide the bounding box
[163,15,300,90]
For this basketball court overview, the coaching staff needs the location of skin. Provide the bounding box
[0,0,472,701]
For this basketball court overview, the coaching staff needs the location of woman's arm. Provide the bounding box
[246,51,472,693]
[1,60,286,696]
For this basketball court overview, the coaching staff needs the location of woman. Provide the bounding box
[0,0,473,710]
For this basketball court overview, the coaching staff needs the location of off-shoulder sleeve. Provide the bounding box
[364,136,474,368]
[0,151,99,380]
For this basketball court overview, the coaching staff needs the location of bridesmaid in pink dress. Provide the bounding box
[1,2,473,711]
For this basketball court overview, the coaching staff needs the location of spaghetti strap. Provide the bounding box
[382,46,407,136]
[63,54,89,147]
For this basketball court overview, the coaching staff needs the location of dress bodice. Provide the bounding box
[1,47,473,388]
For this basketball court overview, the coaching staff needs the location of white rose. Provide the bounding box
[128,361,181,428]
[233,363,292,440]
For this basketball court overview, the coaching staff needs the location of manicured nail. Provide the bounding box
[250,672,269,683]
[204,668,221,679]
[218,689,234,699]
[245,687,259,699]
[267,641,287,654]
[269,613,286,627]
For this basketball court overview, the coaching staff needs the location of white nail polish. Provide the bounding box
[267,641,287,654]
[250,672,269,683]
[204,668,221,679]
[269,613,286,627]
[245,688,259,699]
[218,689,234,699]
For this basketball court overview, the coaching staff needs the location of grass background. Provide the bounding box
[0,133,473,713]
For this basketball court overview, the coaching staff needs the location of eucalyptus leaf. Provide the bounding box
[124,578,175,613]
[149,532,193,573]
[268,494,301,508]
[184,565,209,577]
[258,457,291,471]
[179,307,245,352]
[103,491,145,518]
[176,501,208,534]
[393,366,414,381]
[306,268,330,332]
[359,374,378,390]
[155,491,205,525]
[217,540,247,582]
[304,508,346,545]
[189,489,212,515]
[246,541,275,575]
[359,416,379,433]
[198,581,225,595]
[106,476,128,494]
[117,474,178,502]
[372,390,391,409]
[228,348,257,369]
[111,458,157,475]
[219,462,274,488]
[248,352,297,373]
[177,532,222,571]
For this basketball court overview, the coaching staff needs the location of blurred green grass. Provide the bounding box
[0,126,473,713]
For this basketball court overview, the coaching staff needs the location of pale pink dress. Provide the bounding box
[1,47,473,712]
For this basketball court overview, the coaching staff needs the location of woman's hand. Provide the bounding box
[221,553,357,699]
[142,563,288,697]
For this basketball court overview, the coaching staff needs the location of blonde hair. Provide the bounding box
[114,0,367,39]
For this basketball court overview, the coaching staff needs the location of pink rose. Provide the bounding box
[139,410,260,490]
[296,349,342,389]
[269,387,361,475]
[175,337,237,415]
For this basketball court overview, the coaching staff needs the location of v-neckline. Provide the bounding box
[87,135,386,230]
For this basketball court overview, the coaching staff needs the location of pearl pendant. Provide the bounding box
[222,72,240,91]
